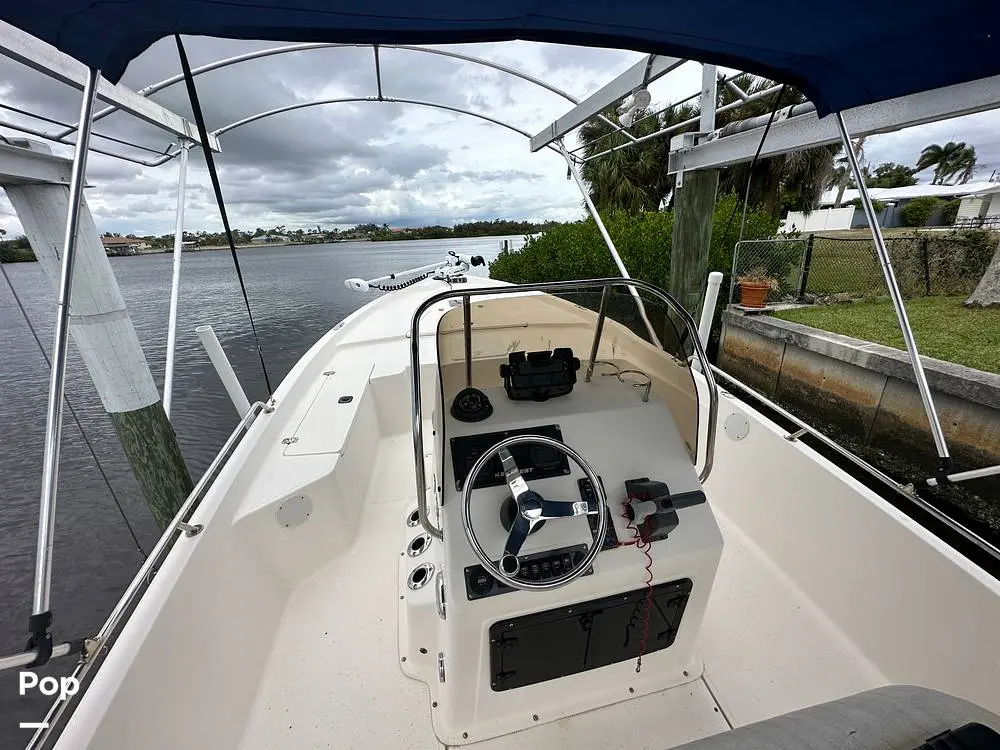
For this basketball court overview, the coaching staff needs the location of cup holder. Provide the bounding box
[408,562,435,590]
[407,532,432,557]
[406,508,421,528]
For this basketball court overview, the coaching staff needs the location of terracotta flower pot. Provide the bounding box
[739,281,770,308]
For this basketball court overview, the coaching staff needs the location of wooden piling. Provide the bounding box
[5,182,193,530]
[670,169,720,316]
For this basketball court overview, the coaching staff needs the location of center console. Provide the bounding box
[404,371,723,745]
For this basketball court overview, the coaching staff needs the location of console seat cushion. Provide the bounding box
[673,685,1000,750]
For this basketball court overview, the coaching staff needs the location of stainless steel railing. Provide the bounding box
[24,401,265,749]
[409,278,718,540]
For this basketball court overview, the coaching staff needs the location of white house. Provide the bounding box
[250,234,290,244]
[781,181,1000,232]
[954,189,1000,227]
[100,236,149,254]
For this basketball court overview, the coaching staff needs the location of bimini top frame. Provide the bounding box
[0,20,219,154]
[409,278,719,540]
[0,35,630,167]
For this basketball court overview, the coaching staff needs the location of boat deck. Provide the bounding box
[54,278,1000,750]
[238,430,883,749]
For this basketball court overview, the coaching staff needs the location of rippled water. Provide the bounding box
[0,235,518,740]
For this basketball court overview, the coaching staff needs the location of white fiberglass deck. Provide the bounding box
[237,450,881,749]
[57,277,1000,750]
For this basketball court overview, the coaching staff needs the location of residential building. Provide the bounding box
[100,236,149,254]
[781,182,1000,232]
[250,234,290,244]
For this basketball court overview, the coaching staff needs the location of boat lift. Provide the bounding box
[2,19,1000,722]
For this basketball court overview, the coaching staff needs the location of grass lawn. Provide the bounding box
[772,297,1000,374]
[806,238,883,295]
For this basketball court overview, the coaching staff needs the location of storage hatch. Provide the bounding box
[283,364,374,456]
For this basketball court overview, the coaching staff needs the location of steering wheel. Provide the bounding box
[462,434,608,591]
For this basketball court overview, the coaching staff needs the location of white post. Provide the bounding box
[699,64,718,133]
[196,325,252,416]
[163,141,191,419]
[698,271,723,347]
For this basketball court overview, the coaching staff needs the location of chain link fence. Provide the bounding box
[731,233,996,303]
[729,238,807,303]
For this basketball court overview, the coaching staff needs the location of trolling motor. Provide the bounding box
[345,251,485,292]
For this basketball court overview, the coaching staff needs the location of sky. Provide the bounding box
[1,37,999,237]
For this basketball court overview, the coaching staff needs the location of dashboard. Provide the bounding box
[441,375,705,598]
[451,424,569,491]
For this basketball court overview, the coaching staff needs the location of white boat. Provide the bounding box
[3,3,1000,748]
[25,266,1000,748]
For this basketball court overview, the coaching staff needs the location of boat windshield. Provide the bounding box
[436,283,701,464]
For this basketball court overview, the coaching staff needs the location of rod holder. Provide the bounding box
[196,325,252,416]
[698,272,724,348]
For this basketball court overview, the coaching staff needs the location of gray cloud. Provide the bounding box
[0,38,601,236]
[863,111,1000,181]
[2,38,999,239]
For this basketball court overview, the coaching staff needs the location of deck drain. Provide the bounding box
[408,563,435,590]
[407,532,432,557]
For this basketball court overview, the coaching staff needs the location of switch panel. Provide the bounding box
[464,544,591,600]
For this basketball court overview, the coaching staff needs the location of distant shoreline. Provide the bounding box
[0,234,524,262]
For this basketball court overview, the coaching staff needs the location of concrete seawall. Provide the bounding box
[718,309,1000,512]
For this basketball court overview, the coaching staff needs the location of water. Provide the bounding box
[0,235,520,740]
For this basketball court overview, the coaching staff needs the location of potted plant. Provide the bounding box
[736,268,779,308]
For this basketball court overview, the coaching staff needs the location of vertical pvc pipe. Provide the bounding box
[163,141,190,420]
[33,67,101,616]
[196,325,252,416]
[698,271,723,348]
[835,113,950,462]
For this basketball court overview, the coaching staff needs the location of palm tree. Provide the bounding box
[577,73,839,217]
[829,137,867,206]
[916,142,977,184]
[715,75,840,217]
[578,100,698,214]
[943,145,977,184]
[916,143,956,184]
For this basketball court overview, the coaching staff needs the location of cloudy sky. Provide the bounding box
[1,37,999,237]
